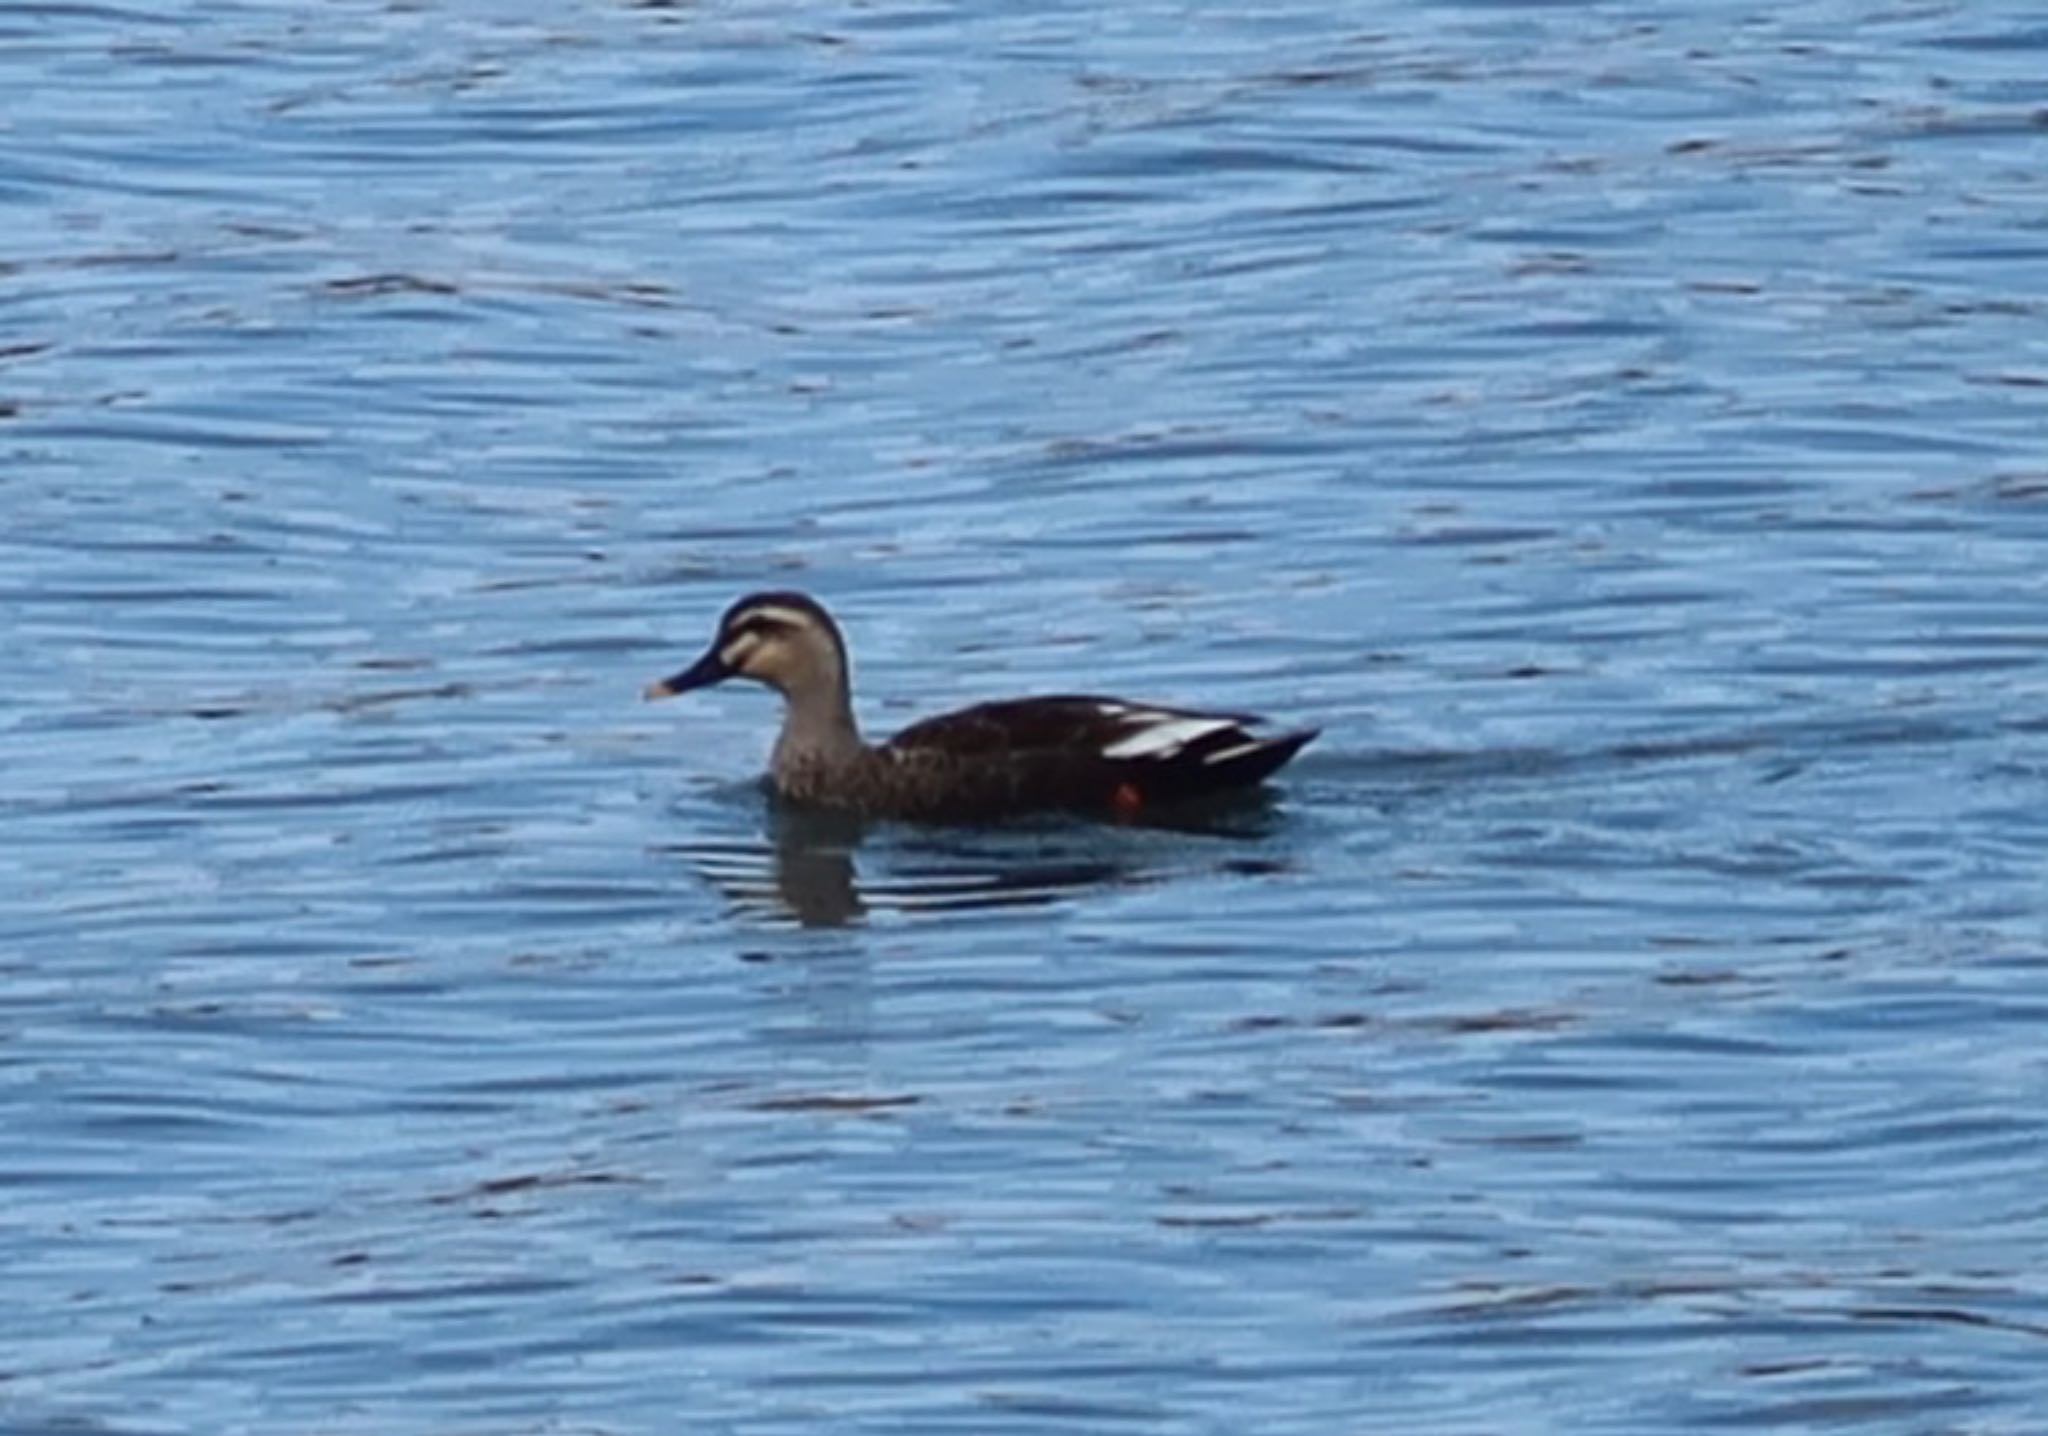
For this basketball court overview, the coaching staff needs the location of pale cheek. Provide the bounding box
[751,652,795,685]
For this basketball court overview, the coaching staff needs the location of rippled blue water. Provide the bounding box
[7,1,2048,1431]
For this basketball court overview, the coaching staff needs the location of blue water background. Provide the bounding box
[5,1,2048,1431]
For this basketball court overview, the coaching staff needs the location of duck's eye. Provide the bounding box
[720,627,763,666]
[720,616,791,667]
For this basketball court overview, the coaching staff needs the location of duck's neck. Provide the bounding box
[773,675,864,771]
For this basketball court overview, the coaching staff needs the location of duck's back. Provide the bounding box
[869,695,1315,819]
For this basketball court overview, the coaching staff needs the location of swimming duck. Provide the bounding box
[644,591,1317,822]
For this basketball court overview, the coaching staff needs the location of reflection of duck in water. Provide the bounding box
[683,804,1173,929]
[645,591,1317,824]
[761,805,867,928]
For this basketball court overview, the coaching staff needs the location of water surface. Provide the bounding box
[6,1,2048,1431]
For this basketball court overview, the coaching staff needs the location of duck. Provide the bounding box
[644,591,1317,822]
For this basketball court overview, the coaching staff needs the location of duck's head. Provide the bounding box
[644,590,850,704]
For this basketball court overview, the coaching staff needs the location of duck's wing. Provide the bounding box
[887,695,1317,804]
[886,696,1210,756]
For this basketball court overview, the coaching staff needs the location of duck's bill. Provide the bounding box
[643,646,729,700]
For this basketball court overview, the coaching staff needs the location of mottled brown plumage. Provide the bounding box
[646,591,1317,822]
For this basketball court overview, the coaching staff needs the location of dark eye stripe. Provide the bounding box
[732,616,786,641]
[732,605,815,638]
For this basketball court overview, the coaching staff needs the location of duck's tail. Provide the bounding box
[1129,724,1318,805]
[1196,726,1319,789]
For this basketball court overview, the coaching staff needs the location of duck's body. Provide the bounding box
[646,591,1316,823]
[778,693,1315,822]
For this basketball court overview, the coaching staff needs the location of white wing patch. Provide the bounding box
[1102,713,1240,761]
[1199,739,1266,766]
